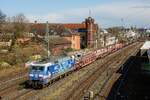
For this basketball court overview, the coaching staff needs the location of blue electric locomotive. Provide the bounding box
[28,56,75,88]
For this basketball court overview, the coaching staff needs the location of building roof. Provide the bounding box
[31,23,73,36]
[140,41,150,50]
[30,19,99,36]
[63,23,99,33]
[63,23,86,29]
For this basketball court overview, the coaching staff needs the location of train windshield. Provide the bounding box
[30,66,45,71]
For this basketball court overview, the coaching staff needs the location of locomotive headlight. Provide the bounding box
[39,75,47,79]
[29,74,34,77]
[39,74,46,80]
[39,74,44,77]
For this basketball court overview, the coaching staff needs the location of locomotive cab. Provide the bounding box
[29,66,47,80]
[28,62,52,88]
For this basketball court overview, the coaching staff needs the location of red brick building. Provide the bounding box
[63,34,80,50]
[48,36,71,55]
[63,17,99,48]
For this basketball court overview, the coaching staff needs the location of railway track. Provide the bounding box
[0,68,27,85]
[94,44,141,100]
[0,74,27,86]
[0,66,29,99]
[0,42,142,100]
[0,74,27,89]
[6,48,122,99]
[0,77,28,99]
[13,78,63,100]
[16,42,141,100]
[65,50,124,100]
[29,42,142,100]
[11,89,34,100]
[64,42,142,100]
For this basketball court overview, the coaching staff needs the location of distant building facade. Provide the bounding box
[98,29,118,47]
[63,34,80,50]
[31,17,99,50]
[63,17,99,48]
[0,33,13,49]
[48,36,71,55]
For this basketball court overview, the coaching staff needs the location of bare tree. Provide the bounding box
[11,13,29,38]
[3,13,30,51]
[0,10,6,32]
[107,27,120,37]
[107,27,127,43]
[107,27,122,43]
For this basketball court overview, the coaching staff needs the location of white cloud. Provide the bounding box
[27,1,150,27]
[27,13,64,23]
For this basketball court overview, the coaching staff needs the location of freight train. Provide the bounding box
[28,43,125,88]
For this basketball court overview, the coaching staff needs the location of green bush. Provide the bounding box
[64,48,74,52]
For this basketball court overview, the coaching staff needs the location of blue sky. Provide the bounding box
[1,0,150,28]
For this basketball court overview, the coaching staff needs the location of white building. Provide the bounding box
[124,30,139,39]
[99,29,118,47]
[105,36,118,46]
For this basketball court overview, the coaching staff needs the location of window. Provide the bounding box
[31,66,45,71]
[73,36,75,40]
[73,43,75,47]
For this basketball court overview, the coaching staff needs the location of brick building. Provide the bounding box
[48,36,71,55]
[63,17,99,48]
[31,17,99,49]
[63,34,80,50]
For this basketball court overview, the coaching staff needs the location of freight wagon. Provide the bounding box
[27,43,125,88]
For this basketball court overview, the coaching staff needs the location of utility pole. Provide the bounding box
[46,21,50,58]
[95,39,97,49]
[89,9,91,17]
[121,18,124,33]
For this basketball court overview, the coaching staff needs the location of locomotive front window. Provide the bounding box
[31,66,45,71]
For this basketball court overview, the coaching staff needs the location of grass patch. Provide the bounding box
[17,80,28,90]
[0,66,27,78]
